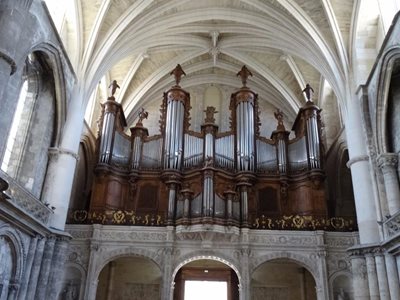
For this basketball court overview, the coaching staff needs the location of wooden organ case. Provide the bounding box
[75,65,356,231]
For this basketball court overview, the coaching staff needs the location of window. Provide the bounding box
[1,52,56,198]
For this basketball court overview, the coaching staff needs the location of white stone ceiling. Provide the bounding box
[45,0,398,131]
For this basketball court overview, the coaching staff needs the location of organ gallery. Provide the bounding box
[70,65,355,231]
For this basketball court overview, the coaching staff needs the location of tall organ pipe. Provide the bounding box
[162,85,188,170]
[231,86,257,172]
[98,100,126,164]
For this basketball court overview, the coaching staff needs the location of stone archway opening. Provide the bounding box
[251,258,317,300]
[173,259,239,300]
[95,256,162,300]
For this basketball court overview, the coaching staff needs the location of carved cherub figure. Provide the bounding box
[138,107,149,124]
[108,80,120,97]
[237,65,253,87]
[170,64,186,86]
[204,106,218,123]
[302,83,314,101]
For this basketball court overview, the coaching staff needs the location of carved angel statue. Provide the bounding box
[274,109,284,126]
[108,80,120,97]
[170,64,186,86]
[204,106,218,123]
[237,65,253,87]
[302,83,314,101]
[138,108,149,123]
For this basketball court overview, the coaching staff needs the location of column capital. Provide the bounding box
[377,153,398,170]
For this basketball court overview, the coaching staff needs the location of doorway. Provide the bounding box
[173,259,239,300]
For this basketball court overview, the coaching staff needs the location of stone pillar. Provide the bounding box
[105,261,116,300]
[350,256,369,299]
[161,247,173,300]
[34,237,56,299]
[316,249,329,300]
[84,236,102,300]
[46,237,70,299]
[377,153,400,215]
[240,229,250,300]
[375,254,390,300]
[346,93,380,244]
[17,236,38,300]
[25,237,46,299]
[365,254,379,300]
[41,88,82,230]
[385,253,400,300]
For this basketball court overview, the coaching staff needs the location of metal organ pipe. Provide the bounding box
[99,113,115,163]
[164,100,172,168]
[234,92,256,171]
[131,136,141,169]
[278,139,287,173]
[306,115,320,169]
[163,89,186,170]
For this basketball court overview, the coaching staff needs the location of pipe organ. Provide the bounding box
[85,65,336,230]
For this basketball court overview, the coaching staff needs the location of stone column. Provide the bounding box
[385,254,400,300]
[346,93,380,244]
[365,254,379,300]
[84,237,102,300]
[34,237,56,299]
[41,88,83,230]
[46,237,70,299]
[316,250,329,300]
[350,255,369,299]
[377,153,400,215]
[25,237,46,299]
[375,254,390,300]
[161,247,173,300]
[240,229,250,300]
[17,236,38,300]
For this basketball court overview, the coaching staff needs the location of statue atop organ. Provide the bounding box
[69,65,356,231]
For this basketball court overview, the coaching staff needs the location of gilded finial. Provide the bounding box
[237,65,253,87]
[108,80,120,98]
[170,64,186,86]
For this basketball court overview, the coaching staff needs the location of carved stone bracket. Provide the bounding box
[377,153,398,171]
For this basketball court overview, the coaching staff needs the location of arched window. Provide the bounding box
[1,52,56,198]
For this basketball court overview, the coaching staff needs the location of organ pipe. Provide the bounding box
[98,98,127,164]
[163,65,189,170]
[231,65,257,172]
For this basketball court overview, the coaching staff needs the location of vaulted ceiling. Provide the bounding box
[45,0,396,141]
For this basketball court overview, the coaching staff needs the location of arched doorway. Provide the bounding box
[96,256,162,300]
[251,259,317,300]
[173,259,239,300]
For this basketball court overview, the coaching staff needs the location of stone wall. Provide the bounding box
[65,224,358,300]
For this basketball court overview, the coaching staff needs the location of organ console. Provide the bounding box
[70,65,357,231]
